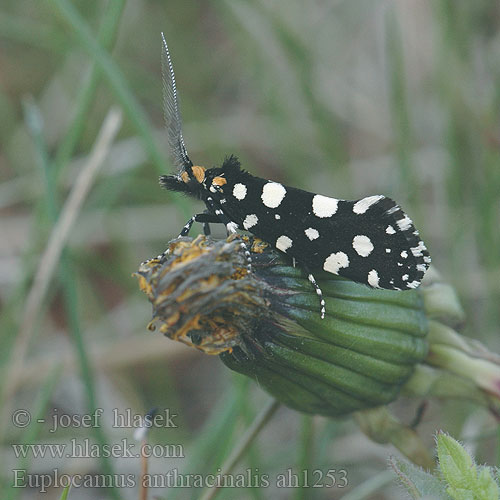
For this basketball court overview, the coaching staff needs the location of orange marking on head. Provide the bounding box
[192,166,206,183]
[212,176,227,187]
[180,166,206,184]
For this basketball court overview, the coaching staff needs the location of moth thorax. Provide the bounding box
[181,165,206,184]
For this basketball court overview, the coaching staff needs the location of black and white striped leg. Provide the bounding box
[241,243,253,273]
[142,212,220,265]
[179,212,220,237]
[205,196,252,272]
[303,267,326,319]
[142,246,172,265]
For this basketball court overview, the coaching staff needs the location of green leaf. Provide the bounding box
[478,467,499,499]
[438,433,475,488]
[389,456,451,499]
[446,489,473,500]
[437,433,499,500]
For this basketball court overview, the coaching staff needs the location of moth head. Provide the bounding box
[159,165,206,197]
[200,168,228,196]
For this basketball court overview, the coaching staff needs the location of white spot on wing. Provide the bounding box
[304,227,319,241]
[323,252,349,274]
[386,225,396,234]
[353,195,384,214]
[261,182,286,208]
[401,250,408,258]
[406,280,420,289]
[411,241,427,257]
[243,214,258,230]
[352,235,374,257]
[397,215,413,231]
[402,274,409,281]
[275,214,280,220]
[312,194,339,218]
[226,222,238,234]
[233,183,247,200]
[276,235,293,252]
[367,269,380,288]
[417,264,427,272]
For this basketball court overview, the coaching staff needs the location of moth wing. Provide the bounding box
[284,194,430,290]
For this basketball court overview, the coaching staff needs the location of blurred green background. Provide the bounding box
[1,0,500,499]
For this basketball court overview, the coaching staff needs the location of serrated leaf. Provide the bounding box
[391,434,500,500]
[437,433,475,488]
[477,467,499,499]
[389,456,451,499]
[437,434,500,500]
[446,488,474,500]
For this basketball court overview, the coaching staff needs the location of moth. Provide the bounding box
[158,33,431,318]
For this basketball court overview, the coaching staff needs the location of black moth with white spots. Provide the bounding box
[162,155,430,291]
[158,33,431,317]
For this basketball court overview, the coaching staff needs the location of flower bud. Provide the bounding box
[135,235,429,416]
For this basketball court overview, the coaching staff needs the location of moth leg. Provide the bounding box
[200,209,213,236]
[303,266,326,320]
[148,213,220,265]
[179,212,220,237]
[241,242,253,273]
[205,196,252,272]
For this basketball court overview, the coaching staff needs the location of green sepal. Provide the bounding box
[282,305,428,364]
[272,329,415,384]
[283,292,428,336]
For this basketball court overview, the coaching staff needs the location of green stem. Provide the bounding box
[168,378,252,500]
[52,0,126,177]
[27,100,121,500]
[48,0,165,174]
[0,0,126,349]
[6,366,62,500]
[199,399,281,500]
[294,415,314,500]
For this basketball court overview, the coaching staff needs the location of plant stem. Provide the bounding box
[199,399,281,500]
